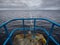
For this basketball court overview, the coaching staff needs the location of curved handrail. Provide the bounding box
[3,27,60,45]
[0,18,60,45]
[0,18,60,28]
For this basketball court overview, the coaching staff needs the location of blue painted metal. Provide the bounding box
[32,19,36,39]
[46,24,55,45]
[3,27,60,45]
[0,18,60,45]
[3,25,9,35]
[22,20,26,37]
[3,25,13,45]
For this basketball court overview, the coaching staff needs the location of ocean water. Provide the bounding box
[0,10,60,35]
[0,0,60,44]
[0,10,60,23]
[0,10,60,45]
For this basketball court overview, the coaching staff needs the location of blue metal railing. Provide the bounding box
[0,18,60,45]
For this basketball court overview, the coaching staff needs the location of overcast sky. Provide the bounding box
[0,0,60,10]
[0,0,60,24]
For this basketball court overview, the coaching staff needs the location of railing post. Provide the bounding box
[34,19,36,33]
[49,24,55,35]
[3,25,13,45]
[4,25,9,35]
[22,19,26,38]
[46,24,55,45]
[32,19,36,39]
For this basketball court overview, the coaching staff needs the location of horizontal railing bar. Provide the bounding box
[0,18,60,28]
[3,27,60,45]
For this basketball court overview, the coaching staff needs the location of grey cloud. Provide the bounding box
[41,0,60,7]
[0,0,60,10]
